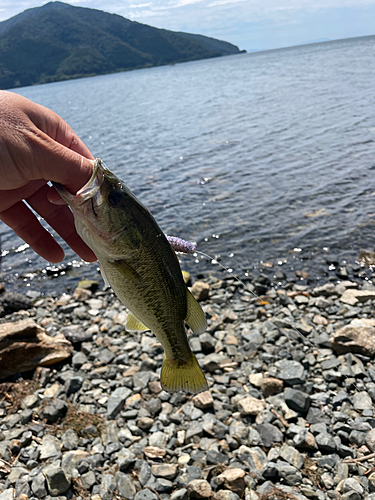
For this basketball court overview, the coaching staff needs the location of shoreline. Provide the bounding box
[1,272,375,498]
[2,244,375,298]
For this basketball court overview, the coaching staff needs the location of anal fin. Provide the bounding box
[185,289,207,334]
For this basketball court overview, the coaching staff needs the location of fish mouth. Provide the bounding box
[53,158,104,206]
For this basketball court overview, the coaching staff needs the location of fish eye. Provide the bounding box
[107,191,123,208]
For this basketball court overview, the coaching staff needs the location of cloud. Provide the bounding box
[1,0,375,50]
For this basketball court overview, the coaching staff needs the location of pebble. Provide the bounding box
[1,271,375,499]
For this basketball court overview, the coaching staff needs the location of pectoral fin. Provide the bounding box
[126,312,149,332]
[185,289,207,334]
[99,263,111,288]
[111,259,140,281]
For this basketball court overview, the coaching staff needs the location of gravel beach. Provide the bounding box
[2,265,375,500]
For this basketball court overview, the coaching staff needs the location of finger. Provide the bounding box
[0,180,46,212]
[26,184,97,262]
[54,121,94,160]
[47,187,68,206]
[0,201,65,263]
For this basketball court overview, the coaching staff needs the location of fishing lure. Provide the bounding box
[166,236,196,254]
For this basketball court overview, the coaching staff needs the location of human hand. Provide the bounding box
[0,91,97,263]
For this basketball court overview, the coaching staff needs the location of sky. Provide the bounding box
[0,0,375,51]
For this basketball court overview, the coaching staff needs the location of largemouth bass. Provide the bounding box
[54,158,208,394]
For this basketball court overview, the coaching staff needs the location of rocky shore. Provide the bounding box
[1,268,375,500]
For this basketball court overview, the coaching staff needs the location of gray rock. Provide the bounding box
[214,491,240,500]
[139,462,152,486]
[284,388,311,413]
[100,473,117,500]
[21,394,39,409]
[256,423,283,447]
[117,472,136,499]
[352,391,373,410]
[276,360,305,385]
[61,449,89,479]
[61,325,93,343]
[43,465,71,496]
[171,488,189,500]
[99,348,115,364]
[42,399,68,423]
[61,428,79,450]
[81,470,96,489]
[117,448,136,471]
[40,434,62,460]
[238,446,268,472]
[0,489,15,500]
[206,449,229,465]
[202,353,224,372]
[15,479,31,498]
[134,490,159,500]
[186,421,204,442]
[65,375,84,395]
[145,398,162,415]
[202,418,228,439]
[341,492,361,500]
[276,462,302,486]
[72,351,88,368]
[31,472,47,498]
[279,443,304,469]
[343,477,364,494]
[107,387,132,419]
[133,371,151,390]
[366,428,375,452]
[315,432,336,452]
[155,478,173,493]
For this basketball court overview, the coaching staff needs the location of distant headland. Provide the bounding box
[0,1,244,89]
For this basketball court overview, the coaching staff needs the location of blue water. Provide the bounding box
[2,36,375,293]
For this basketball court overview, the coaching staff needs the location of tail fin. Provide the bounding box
[160,353,208,394]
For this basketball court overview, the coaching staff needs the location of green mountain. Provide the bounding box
[0,2,241,89]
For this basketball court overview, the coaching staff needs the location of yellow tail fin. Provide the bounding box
[160,353,208,394]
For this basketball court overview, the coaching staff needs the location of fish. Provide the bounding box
[53,158,208,394]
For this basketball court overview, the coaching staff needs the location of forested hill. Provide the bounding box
[0,1,242,89]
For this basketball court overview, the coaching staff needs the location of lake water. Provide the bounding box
[2,36,375,294]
